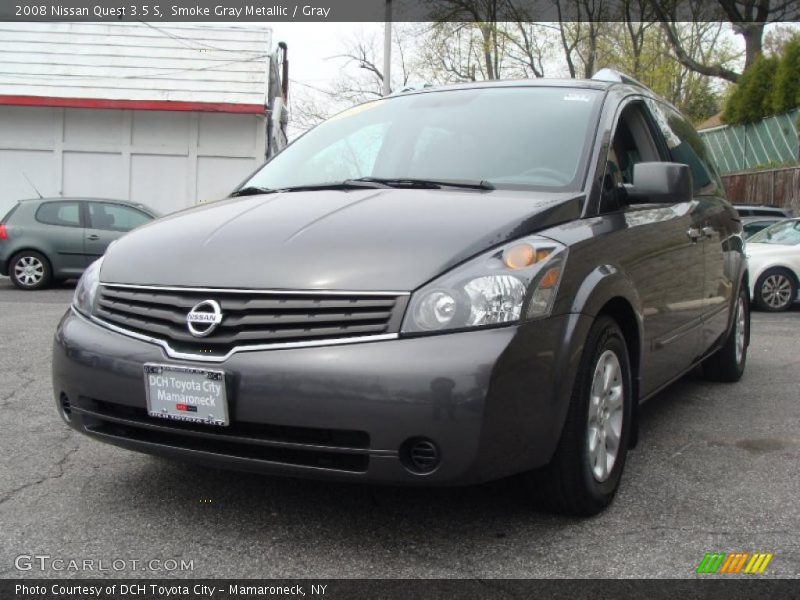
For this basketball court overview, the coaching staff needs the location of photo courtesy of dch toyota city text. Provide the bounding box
[1,0,799,598]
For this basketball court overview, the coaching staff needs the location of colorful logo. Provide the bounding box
[696,552,773,574]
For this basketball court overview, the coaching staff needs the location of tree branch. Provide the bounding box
[649,0,741,82]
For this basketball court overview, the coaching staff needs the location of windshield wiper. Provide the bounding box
[351,177,495,190]
[229,186,277,198]
[230,178,492,197]
[230,180,387,197]
[277,180,392,192]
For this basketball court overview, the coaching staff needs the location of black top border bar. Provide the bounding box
[2,0,800,22]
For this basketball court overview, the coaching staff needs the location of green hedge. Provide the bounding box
[723,37,800,126]
[773,39,800,115]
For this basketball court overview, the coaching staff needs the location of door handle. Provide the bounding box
[87,234,100,241]
[701,226,715,239]
[686,228,701,242]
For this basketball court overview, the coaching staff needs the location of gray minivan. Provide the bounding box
[0,198,158,289]
[52,74,749,516]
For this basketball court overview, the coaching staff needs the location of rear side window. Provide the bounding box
[88,203,151,232]
[646,100,723,195]
[743,221,775,236]
[35,201,82,227]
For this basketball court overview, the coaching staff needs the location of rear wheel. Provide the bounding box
[702,285,749,382]
[9,250,52,290]
[754,268,796,312]
[525,316,632,516]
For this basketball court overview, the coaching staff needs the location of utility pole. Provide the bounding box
[383,0,392,96]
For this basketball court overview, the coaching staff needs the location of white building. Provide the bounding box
[0,22,287,217]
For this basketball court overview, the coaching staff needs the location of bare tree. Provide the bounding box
[425,0,517,81]
[502,21,555,78]
[288,24,420,133]
[649,0,800,82]
[556,0,610,79]
[329,26,417,99]
[620,0,658,77]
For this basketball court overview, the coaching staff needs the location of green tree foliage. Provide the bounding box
[593,21,731,123]
[771,37,800,114]
[723,55,780,124]
[722,36,800,125]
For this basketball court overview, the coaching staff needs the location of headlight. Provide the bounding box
[73,258,103,316]
[401,236,567,333]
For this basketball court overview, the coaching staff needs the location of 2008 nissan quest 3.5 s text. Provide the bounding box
[52,71,749,516]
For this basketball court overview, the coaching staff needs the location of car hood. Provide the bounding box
[101,188,582,291]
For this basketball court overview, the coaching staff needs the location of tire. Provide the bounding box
[753,268,797,312]
[525,316,632,516]
[9,250,52,290]
[702,285,749,382]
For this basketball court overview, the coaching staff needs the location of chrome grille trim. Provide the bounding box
[101,283,411,297]
[77,308,399,363]
[78,282,408,362]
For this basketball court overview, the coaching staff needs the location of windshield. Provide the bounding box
[748,219,800,245]
[241,86,602,192]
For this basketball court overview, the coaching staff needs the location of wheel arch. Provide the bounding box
[566,266,644,448]
[761,264,799,287]
[596,297,641,448]
[6,247,54,279]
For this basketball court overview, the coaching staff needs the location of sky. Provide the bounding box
[194,20,799,137]
[193,21,375,93]
[273,22,375,90]
[199,21,800,94]
[196,21,377,136]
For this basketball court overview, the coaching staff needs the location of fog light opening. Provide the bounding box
[401,438,440,474]
[59,393,72,423]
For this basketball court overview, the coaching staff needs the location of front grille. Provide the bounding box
[73,397,371,473]
[95,285,408,356]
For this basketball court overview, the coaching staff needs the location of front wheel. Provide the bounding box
[525,316,632,516]
[754,268,796,312]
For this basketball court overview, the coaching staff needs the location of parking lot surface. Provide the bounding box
[1,277,798,579]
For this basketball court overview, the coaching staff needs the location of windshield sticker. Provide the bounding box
[564,93,591,102]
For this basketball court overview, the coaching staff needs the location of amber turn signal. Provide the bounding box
[538,267,562,289]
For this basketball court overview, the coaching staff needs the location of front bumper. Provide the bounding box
[53,308,585,485]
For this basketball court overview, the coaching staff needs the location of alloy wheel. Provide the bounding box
[587,349,624,483]
[13,255,45,287]
[761,274,793,310]
[734,295,746,365]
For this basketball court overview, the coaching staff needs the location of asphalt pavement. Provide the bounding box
[1,276,798,579]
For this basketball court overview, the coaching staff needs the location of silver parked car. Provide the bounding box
[0,197,159,290]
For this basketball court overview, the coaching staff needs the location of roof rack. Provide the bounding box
[592,68,652,92]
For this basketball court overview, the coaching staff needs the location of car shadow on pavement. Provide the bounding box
[130,454,563,524]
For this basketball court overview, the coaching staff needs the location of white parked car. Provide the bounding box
[746,218,800,311]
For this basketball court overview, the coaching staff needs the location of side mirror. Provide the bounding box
[624,162,693,204]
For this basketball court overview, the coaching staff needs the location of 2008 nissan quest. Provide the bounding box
[52,72,749,515]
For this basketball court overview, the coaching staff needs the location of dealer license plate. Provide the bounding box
[144,364,229,426]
